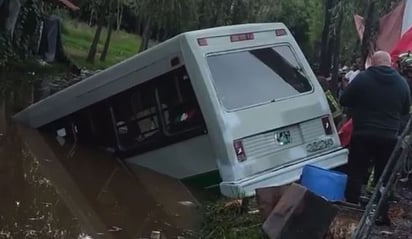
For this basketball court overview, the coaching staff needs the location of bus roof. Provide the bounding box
[182,22,286,39]
[14,23,288,128]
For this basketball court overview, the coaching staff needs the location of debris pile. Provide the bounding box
[256,183,362,239]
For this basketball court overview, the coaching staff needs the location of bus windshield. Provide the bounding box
[206,45,312,110]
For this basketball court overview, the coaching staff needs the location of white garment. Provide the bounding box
[345,70,360,83]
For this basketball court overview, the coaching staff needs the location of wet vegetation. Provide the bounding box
[198,200,265,239]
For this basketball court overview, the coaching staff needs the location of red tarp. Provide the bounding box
[338,119,353,148]
[354,0,407,67]
[391,25,412,63]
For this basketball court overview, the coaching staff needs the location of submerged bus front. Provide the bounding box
[182,23,348,198]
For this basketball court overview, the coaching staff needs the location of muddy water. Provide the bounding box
[0,74,201,239]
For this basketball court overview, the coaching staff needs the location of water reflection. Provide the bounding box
[0,74,200,239]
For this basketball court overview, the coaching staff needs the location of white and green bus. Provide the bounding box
[15,23,348,198]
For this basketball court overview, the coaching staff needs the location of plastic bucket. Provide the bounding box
[300,165,348,202]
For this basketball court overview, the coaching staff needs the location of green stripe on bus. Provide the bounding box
[181,170,222,188]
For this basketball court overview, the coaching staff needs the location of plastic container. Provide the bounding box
[300,165,348,202]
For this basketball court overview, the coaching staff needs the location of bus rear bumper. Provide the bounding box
[219,148,348,198]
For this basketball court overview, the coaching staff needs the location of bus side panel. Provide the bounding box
[180,38,240,182]
[126,135,216,179]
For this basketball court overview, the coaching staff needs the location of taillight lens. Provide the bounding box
[275,29,287,36]
[233,140,247,162]
[322,116,333,135]
[197,38,208,46]
[230,33,254,42]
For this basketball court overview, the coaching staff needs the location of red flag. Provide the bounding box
[390,26,412,62]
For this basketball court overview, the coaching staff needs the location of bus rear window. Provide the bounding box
[206,45,312,110]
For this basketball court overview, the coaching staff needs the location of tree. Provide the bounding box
[5,0,28,38]
[0,0,9,31]
[360,0,378,68]
[319,0,337,77]
[330,1,344,96]
[129,0,197,52]
[115,0,124,30]
[100,12,113,61]
[86,0,110,63]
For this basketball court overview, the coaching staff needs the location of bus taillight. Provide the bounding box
[322,116,333,135]
[233,140,247,162]
[275,29,287,36]
[197,38,208,46]
[230,33,254,42]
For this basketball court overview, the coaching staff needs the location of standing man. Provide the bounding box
[340,51,411,225]
[345,59,361,84]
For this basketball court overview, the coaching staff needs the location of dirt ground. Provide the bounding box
[370,181,412,239]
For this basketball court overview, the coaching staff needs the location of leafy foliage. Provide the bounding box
[0,32,19,67]
[0,0,43,69]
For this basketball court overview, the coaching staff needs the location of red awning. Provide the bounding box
[58,0,79,11]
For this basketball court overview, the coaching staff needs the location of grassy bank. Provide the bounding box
[198,199,266,239]
[61,20,140,70]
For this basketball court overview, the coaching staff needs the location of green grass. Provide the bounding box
[197,199,266,239]
[61,20,140,70]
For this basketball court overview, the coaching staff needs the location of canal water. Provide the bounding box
[0,73,202,239]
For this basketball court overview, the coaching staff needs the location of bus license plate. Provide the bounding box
[274,130,291,146]
[306,137,334,153]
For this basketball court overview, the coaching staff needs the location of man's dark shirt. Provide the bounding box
[340,66,411,139]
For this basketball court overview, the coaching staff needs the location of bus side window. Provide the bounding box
[109,82,161,151]
[157,66,205,135]
[130,88,160,141]
[107,65,207,155]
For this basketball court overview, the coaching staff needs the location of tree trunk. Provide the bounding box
[198,0,208,28]
[231,0,245,24]
[6,0,27,38]
[0,0,9,31]
[100,15,113,62]
[330,2,344,97]
[319,0,336,77]
[160,29,168,42]
[134,15,142,35]
[116,0,123,31]
[138,18,151,53]
[89,9,94,26]
[0,98,6,135]
[360,0,377,69]
[87,22,103,63]
[87,1,108,63]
